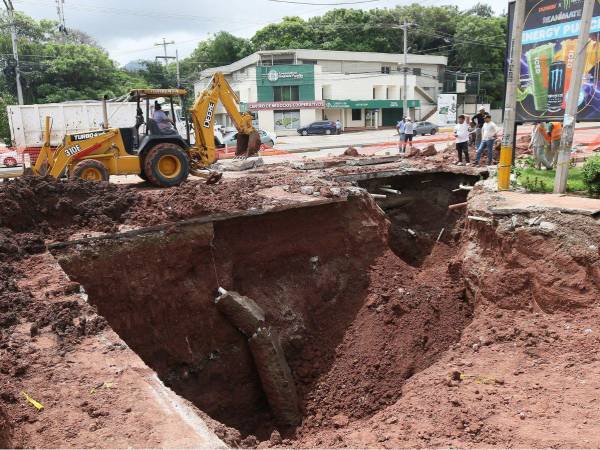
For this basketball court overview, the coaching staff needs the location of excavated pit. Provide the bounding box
[358,171,482,266]
[51,172,479,442]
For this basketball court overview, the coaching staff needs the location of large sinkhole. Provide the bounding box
[52,172,479,441]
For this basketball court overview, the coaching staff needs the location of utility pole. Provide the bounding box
[3,0,23,104]
[175,49,181,88]
[154,38,175,66]
[497,0,525,190]
[554,0,594,194]
[400,20,412,119]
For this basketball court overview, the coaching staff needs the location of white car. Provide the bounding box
[0,151,19,167]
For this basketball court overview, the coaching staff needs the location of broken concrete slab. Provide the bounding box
[215,157,264,172]
[488,192,600,216]
[290,160,342,170]
[346,155,401,166]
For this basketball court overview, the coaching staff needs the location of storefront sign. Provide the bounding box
[324,99,420,109]
[246,100,325,110]
[508,0,600,121]
[256,64,314,87]
[267,69,304,82]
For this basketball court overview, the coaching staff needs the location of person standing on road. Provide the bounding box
[468,119,477,147]
[397,118,406,152]
[336,119,342,135]
[454,115,470,165]
[403,118,414,151]
[474,114,498,166]
[472,108,486,148]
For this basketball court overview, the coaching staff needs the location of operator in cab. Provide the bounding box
[152,101,177,134]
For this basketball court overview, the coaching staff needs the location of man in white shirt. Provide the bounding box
[474,114,498,166]
[403,118,414,151]
[454,114,470,165]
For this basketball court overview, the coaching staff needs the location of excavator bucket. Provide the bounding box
[235,131,261,158]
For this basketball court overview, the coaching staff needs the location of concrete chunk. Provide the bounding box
[215,289,265,337]
[216,157,264,172]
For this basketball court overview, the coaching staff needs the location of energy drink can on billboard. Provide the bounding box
[554,39,577,100]
[526,43,554,112]
[548,61,565,113]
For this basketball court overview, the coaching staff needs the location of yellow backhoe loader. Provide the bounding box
[32,72,261,187]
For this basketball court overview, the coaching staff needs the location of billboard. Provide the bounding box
[508,0,600,122]
[437,94,457,125]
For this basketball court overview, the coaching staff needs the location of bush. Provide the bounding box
[582,156,600,197]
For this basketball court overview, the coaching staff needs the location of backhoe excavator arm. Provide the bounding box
[189,72,260,167]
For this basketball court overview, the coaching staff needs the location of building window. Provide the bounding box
[274,110,300,131]
[273,86,299,102]
[413,68,422,76]
[302,60,317,65]
[351,109,362,121]
[373,87,376,100]
[381,66,391,74]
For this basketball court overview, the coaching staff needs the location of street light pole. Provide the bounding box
[554,0,595,194]
[401,20,412,119]
[4,0,24,104]
[498,0,525,190]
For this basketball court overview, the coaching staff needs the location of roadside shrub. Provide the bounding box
[582,156,600,197]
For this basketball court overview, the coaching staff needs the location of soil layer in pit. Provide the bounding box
[52,188,474,445]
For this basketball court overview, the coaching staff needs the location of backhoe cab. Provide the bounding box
[32,72,259,187]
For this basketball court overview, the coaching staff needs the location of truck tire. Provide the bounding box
[143,143,189,187]
[70,160,109,182]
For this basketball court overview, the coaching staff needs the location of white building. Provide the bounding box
[194,49,447,136]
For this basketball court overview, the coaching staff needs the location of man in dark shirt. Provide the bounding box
[472,108,486,148]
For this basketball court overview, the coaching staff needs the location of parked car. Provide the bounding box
[217,129,277,149]
[297,121,337,136]
[413,121,439,136]
[0,151,19,167]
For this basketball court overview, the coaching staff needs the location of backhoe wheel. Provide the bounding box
[144,143,189,187]
[70,160,109,182]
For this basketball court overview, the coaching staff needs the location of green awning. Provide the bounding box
[324,99,420,109]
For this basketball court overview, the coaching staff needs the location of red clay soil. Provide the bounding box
[294,244,472,434]
[284,205,600,449]
[1,171,600,448]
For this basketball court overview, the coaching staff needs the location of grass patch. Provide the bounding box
[516,167,586,193]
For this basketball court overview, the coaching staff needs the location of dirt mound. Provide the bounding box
[420,144,437,157]
[296,244,472,436]
[0,176,139,239]
[343,147,360,157]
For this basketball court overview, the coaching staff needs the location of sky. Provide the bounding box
[11,0,505,66]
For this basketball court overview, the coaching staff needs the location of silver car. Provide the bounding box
[413,121,439,136]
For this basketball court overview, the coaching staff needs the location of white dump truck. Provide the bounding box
[7,101,139,150]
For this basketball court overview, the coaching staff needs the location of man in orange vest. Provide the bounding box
[529,122,552,169]
[547,122,562,168]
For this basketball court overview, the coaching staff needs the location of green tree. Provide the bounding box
[452,14,507,107]
[179,32,252,84]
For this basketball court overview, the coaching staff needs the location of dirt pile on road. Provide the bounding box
[123,173,351,227]
[0,176,139,240]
